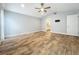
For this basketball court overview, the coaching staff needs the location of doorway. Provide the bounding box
[45,18,52,32]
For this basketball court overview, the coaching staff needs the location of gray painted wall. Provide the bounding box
[40,11,79,35]
[41,13,67,34]
[4,10,41,37]
[3,10,79,37]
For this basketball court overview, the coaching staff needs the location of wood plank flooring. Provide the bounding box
[0,31,79,55]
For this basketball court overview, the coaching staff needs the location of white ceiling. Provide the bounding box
[2,3,79,18]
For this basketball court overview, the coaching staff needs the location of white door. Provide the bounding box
[67,14,78,36]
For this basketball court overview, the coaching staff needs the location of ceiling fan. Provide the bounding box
[35,3,51,13]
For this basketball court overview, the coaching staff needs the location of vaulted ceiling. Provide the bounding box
[1,3,79,18]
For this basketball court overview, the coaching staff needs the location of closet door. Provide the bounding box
[67,14,78,36]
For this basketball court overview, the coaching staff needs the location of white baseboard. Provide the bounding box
[51,31,79,37]
[42,30,79,37]
[5,30,79,39]
[5,31,41,38]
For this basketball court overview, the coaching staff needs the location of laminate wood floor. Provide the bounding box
[0,32,79,55]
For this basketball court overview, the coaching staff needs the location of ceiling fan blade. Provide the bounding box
[44,10,47,12]
[38,10,41,12]
[35,8,40,9]
[44,7,51,9]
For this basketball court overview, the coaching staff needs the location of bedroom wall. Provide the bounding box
[41,13,67,34]
[40,11,79,34]
[4,10,41,37]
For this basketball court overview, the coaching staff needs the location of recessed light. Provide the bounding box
[21,4,24,8]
